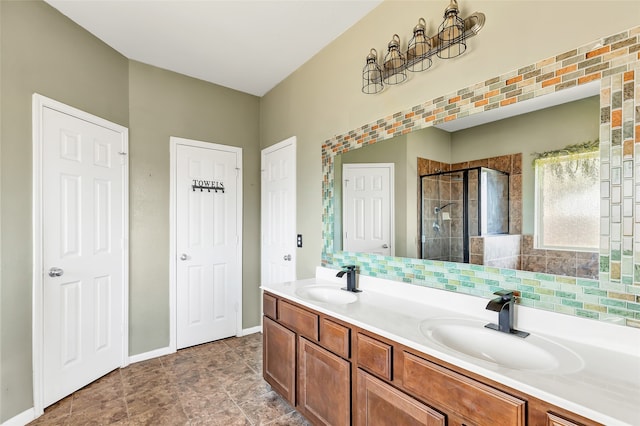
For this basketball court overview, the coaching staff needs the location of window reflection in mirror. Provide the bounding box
[332,93,600,279]
[534,150,599,251]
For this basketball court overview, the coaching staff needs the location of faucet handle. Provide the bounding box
[342,264,357,271]
[493,289,518,301]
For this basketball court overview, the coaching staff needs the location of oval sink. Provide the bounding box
[295,285,358,305]
[419,318,584,373]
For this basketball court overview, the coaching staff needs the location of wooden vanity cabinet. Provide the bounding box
[263,292,353,424]
[263,291,602,426]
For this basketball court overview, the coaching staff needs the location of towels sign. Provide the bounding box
[192,179,225,193]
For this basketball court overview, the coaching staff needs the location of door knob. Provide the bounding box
[382,244,389,249]
[180,253,188,261]
[283,254,292,261]
[48,267,64,277]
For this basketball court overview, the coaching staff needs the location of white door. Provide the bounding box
[261,137,296,285]
[343,163,394,256]
[175,140,242,349]
[38,101,128,408]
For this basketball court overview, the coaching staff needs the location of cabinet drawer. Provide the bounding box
[263,292,277,320]
[357,333,392,381]
[356,369,445,426]
[402,352,526,426]
[278,300,319,341]
[547,412,586,426]
[320,318,351,358]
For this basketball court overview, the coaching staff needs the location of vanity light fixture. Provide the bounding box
[437,0,466,59]
[362,48,384,94]
[361,0,485,94]
[407,18,432,72]
[383,34,407,85]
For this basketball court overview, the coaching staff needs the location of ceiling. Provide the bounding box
[44,0,382,97]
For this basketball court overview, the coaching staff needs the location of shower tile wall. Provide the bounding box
[323,25,640,328]
[451,153,523,235]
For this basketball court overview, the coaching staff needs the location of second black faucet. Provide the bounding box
[484,290,529,338]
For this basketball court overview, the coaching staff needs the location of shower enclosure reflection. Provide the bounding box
[421,167,510,264]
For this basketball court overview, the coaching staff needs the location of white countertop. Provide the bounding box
[261,267,640,426]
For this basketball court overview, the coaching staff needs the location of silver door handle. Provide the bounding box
[283,254,292,261]
[180,253,188,261]
[48,267,64,277]
[382,244,389,249]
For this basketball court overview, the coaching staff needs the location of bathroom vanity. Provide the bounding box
[262,268,640,426]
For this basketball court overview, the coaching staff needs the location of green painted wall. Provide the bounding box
[0,1,129,420]
[128,61,260,355]
[0,1,259,421]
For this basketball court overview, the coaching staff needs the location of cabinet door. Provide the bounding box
[298,337,351,426]
[263,316,296,405]
[356,369,445,426]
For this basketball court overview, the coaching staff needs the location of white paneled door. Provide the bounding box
[261,137,296,286]
[39,102,128,409]
[343,163,394,256]
[175,140,242,349]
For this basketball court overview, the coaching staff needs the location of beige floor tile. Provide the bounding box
[238,391,295,425]
[28,333,312,426]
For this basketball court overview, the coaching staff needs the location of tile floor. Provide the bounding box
[29,333,310,425]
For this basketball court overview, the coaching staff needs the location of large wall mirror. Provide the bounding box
[321,25,639,325]
[330,83,601,280]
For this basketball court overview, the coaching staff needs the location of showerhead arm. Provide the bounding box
[434,202,456,213]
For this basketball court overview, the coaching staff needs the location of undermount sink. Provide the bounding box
[419,318,584,373]
[295,285,358,305]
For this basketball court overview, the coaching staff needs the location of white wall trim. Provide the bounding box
[31,94,129,415]
[128,346,174,364]
[1,408,35,426]
[241,325,262,336]
[169,136,243,353]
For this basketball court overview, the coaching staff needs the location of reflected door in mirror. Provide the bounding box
[343,163,394,256]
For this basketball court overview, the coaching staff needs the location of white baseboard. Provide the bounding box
[128,346,173,364]
[241,325,262,336]
[128,328,261,365]
[2,408,35,426]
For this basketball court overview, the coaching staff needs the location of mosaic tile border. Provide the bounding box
[321,25,640,328]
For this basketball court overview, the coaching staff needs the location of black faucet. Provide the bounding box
[484,290,529,338]
[336,265,361,293]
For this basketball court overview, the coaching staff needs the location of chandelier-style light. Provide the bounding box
[362,49,383,94]
[407,18,431,72]
[438,0,466,59]
[361,0,485,94]
[383,34,407,85]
